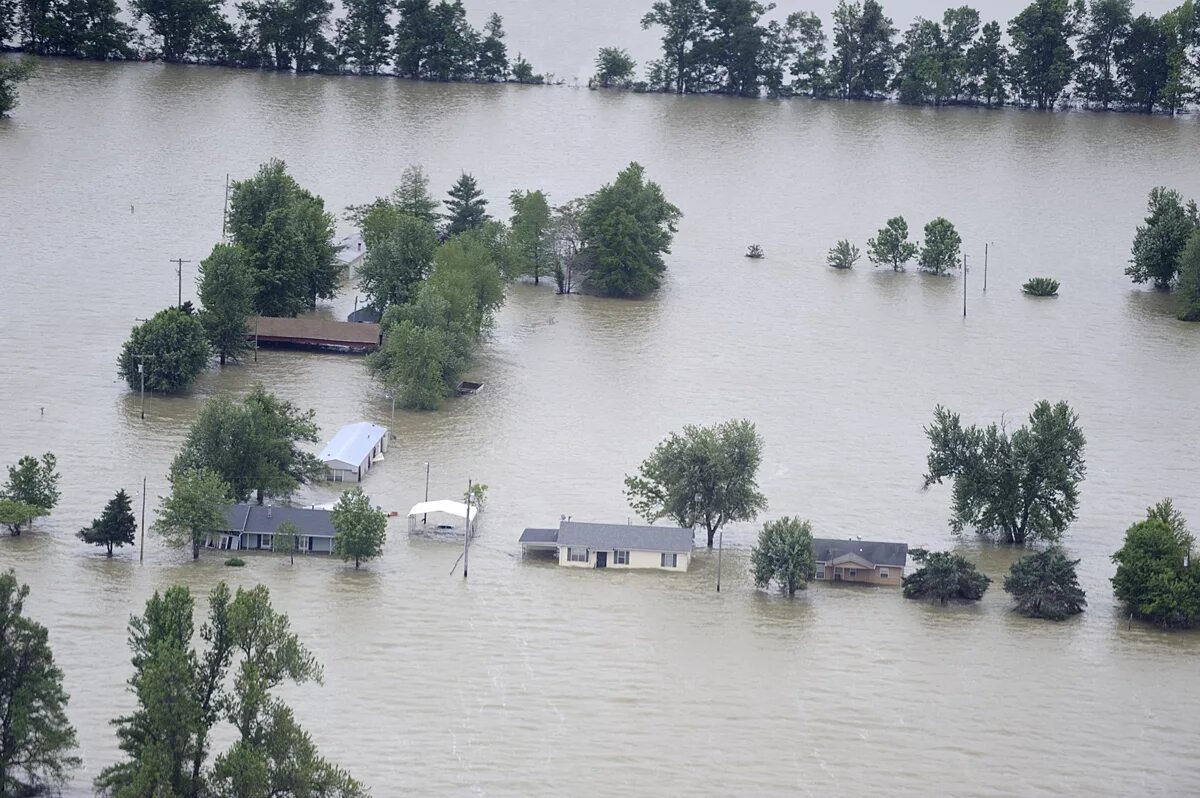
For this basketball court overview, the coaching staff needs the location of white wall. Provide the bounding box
[557,546,689,571]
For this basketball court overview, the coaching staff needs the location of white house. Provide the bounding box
[319,422,388,482]
[336,233,366,273]
[519,520,693,571]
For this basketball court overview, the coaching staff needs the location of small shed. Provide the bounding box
[319,422,388,482]
[408,500,478,534]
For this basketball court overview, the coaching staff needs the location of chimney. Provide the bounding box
[267,506,272,518]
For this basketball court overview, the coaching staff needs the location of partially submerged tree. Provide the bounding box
[172,385,323,504]
[1022,276,1060,296]
[751,517,817,596]
[197,243,253,365]
[918,217,962,274]
[357,214,438,310]
[509,189,553,284]
[625,418,767,548]
[594,46,637,87]
[1,452,60,535]
[1176,230,1200,321]
[1126,187,1198,290]
[443,173,490,236]
[1112,501,1198,628]
[78,489,138,557]
[923,401,1086,545]
[331,487,387,569]
[0,59,35,117]
[0,571,80,796]
[154,468,231,560]
[1003,548,1087,620]
[826,239,861,269]
[867,216,918,271]
[272,520,299,564]
[902,550,991,602]
[117,307,211,394]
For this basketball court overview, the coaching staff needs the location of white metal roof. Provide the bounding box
[319,422,387,470]
[407,500,478,522]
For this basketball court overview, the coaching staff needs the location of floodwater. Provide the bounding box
[3,58,1200,796]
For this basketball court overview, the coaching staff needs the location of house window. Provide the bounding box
[814,566,824,579]
[614,550,630,565]
[661,552,678,568]
[879,568,890,579]
[567,547,588,562]
[848,569,858,578]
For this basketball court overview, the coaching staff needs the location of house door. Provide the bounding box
[833,567,843,581]
[595,551,608,568]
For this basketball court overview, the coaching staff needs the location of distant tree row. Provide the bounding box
[1126,186,1200,321]
[634,0,1200,113]
[0,0,545,83]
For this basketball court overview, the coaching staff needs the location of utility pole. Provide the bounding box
[423,462,430,524]
[963,254,968,318]
[171,258,192,308]
[254,316,259,363]
[983,242,989,292]
[135,352,154,419]
[463,479,471,579]
[139,476,147,563]
[222,173,230,240]
[716,529,723,592]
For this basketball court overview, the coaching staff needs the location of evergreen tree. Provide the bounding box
[918,217,961,274]
[964,19,1008,106]
[1007,0,1083,110]
[641,0,708,94]
[336,0,392,74]
[331,487,387,568]
[475,12,507,80]
[424,0,476,81]
[393,0,434,78]
[1126,186,1199,289]
[443,172,489,236]
[1076,0,1132,109]
[0,571,80,796]
[78,488,137,556]
[902,551,991,602]
[197,243,253,365]
[1004,548,1087,620]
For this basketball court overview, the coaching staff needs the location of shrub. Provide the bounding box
[902,551,990,603]
[826,240,860,269]
[1023,277,1060,297]
[224,557,245,567]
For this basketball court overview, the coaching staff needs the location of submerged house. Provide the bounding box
[206,504,336,554]
[519,520,693,571]
[319,422,388,482]
[813,538,909,585]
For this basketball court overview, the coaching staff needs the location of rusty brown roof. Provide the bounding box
[252,316,380,345]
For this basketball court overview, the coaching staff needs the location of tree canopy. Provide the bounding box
[0,59,35,116]
[1177,230,1200,320]
[923,401,1087,545]
[117,307,212,394]
[154,468,231,560]
[1111,502,1198,628]
[918,217,962,274]
[1007,0,1082,110]
[1003,548,1087,620]
[580,162,681,298]
[625,418,767,548]
[1126,186,1199,290]
[0,571,80,796]
[902,550,991,602]
[197,243,253,365]
[827,239,860,269]
[78,488,138,557]
[1,453,60,535]
[357,214,438,310]
[443,172,490,237]
[331,487,387,568]
[867,216,918,271]
[171,385,323,504]
[595,46,638,87]
[509,189,553,285]
[751,517,817,596]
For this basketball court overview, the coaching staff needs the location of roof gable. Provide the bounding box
[813,538,909,567]
[557,521,693,553]
[221,504,336,538]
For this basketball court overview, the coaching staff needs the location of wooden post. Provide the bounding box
[139,476,147,563]
[716,529,723,592]
[463,480,471,579]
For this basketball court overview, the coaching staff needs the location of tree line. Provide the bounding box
[0,0,545,82]
[825,214,961,274]
[613,0,1199,113]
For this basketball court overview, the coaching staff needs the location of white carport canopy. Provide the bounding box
[408,500,478,523]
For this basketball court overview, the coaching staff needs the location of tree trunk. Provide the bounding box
[706,525,716,548]
[355,556,360,569]
[106,542,113,557]
[193,541,200,560]
[256,488,264,505]
[219,350,226,366]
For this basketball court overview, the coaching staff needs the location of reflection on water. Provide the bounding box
[2,59,1200,795]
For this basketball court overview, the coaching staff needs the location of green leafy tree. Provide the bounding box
[698,0,774,97]
[1007,0,1083,110]
[1126,187,1199,289]
[172,385,323,504]
[368,287,473,410]
[1076,0,1132,108]
[237,0,333,71]
[867,216,917,270]
[509,189,553,284]
[829,0,897,99]
[1145,497,1194,550]
[117,307,212,393]
[902,550,991,602]
[335,0,392,74]
[751,517,816,596]
[918,217,962,274]
[510,52,542,83]
[1112,512,1199,628]
[357,215,438,310]
[1022,276,1061,296]
[1116,12,1173,112]
[0,59,35,117]
[129,0,228,62]
[475,12,508,81]
[77,488,137,556]
[594,45,637,87]
[923,400,1087,545]
[331,487,387,568]
[826,239,860,269]
[197,243,253,365]
[1158,1,1197,115]
[1003,548,1087,619]
[965,20,1008,107]
[443,172,490,236]
[1176,230,1200,321]
[272,520,299,564]
[789,11,829,96]
[641,0,707,94]
[580,162,682,298]
[227,159,339,316]
[625,418,767,548]
[0,571,80,796]
[426,234,507,337]
[154,468,231,559]
[2,452,60,531]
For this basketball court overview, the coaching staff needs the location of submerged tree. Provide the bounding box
[923,401,1087,545]
[829,0,897,99]
[78,488,138,556]
[197,243,253,365]
[272,520,299,564]
[0,571,80,796]
[902,550,991,602]
[1176,230,1200,321]
[918,217,961,274]
[867,216,917,271]
[751,517,816,596]
[0,59,35,117]
[509,189,553,284]
[1076,0,1132,109]
[641,0,707,94]
[625,418,767,548]
[1111,509,1199,628]
[594,46,637,87]
[117,307,212,393]
[1007,0,1083,110]
[1126,186,1199,290]
[1003,548,1087,620]
[357,214,438,310]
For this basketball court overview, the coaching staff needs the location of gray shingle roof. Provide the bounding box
[221,504,336,539]
[519,528,559,544]
[812,538,908,567]
[557,521,693,554]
